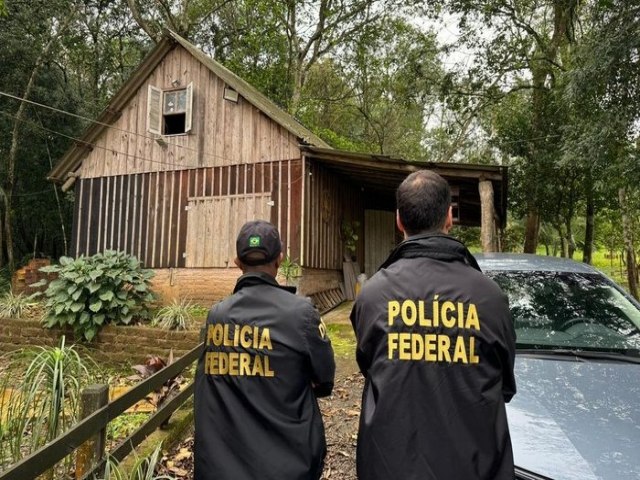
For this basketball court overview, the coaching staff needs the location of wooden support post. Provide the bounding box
[75,384,109,479]
[479,178,497,253]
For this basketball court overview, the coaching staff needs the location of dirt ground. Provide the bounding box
[158,302,363,479]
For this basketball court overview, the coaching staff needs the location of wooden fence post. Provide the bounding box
[75,384,109,479]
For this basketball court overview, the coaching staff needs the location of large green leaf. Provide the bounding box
[99,290,114,302]
[89,300,102,313]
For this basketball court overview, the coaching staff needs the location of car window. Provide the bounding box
[486,271,640,352]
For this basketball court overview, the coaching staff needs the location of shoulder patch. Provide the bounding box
[318,318,327,339]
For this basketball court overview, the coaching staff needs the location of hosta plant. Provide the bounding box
[38,251,155,341]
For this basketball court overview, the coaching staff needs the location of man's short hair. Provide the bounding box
[236,220,282,266]
[396,170,451,236]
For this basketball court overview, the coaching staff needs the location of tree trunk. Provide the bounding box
[523,210,540,253]
[565,217,575,259]
[583,184,595,264]
[479,179,497,252]
[619,187,639,299]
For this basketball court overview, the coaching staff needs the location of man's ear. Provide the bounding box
[396,210,406,235]
[443,206,453,233]
[276,251,284,266]
[234,257,244,270]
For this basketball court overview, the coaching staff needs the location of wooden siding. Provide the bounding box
[185,193,272,267]
[364,210,396,277]
[72,159,302,268]
[302,161,363,270]
[79,45,300,178]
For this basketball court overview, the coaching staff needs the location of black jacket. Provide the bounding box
[351,234,516,480]
[194,272,335,480]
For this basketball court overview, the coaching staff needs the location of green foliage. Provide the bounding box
[326,323,356,358]
[0,290,42,319]
[0,336,93,470]
[341,221,361,255]
[99,443,175,480]
[152,298,194,331]
[39,251,155,341]
[278,257,301,285]
[0,268,9,293]
[107,412,150,445]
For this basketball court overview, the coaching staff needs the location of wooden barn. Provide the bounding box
[49,30,507,309]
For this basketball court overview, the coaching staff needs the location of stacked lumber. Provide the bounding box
[310,287,345,314]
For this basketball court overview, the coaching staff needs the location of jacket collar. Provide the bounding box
[233,271,297,294]
[379,233,482,272]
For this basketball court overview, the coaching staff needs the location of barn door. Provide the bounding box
[364,210,397,277]
[185,193,272,267]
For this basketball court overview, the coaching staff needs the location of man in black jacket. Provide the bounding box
[351,170,516,480]
[194,220,335,480]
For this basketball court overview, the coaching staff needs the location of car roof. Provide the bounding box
[474,253,600,274]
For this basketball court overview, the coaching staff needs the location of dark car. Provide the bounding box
[476,253,640,480]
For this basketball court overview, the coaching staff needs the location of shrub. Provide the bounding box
[39,251,155,341]
[152,298,193,330]
[0,290,42,319]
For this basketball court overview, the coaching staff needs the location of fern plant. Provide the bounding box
[38,251,155,341]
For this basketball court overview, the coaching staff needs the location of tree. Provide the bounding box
[297,18,443,158]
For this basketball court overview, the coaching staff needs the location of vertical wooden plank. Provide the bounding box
[69,181,80,257]
[146,172,157,267]
[286,160,292,256]
[73,180,84,257]
[89,178,102,255]
[154,171,165,267]
[178,170,189,267]
[120,175,129,252]
[137,174,146,263]
[290,159,302,262]
[279,161,288,256]
[300,160,306,266]
[109,176,117,250]
[128,174,138,257]
[213,166,221,196]
[239,164,245,195]
[163,171,173,266]
[102,176,110,251]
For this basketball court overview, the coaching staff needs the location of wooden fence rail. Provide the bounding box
[0,342,203,480]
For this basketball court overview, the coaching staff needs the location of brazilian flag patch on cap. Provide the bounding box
[249,235,261,247]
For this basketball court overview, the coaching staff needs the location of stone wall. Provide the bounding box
[0,318,201,364]
[151,268,240,306]
[151,267,342,305]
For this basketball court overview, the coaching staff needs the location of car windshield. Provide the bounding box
[486,270,640,352]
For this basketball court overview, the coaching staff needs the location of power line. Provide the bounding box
[0,109,307,188]
[0,110,200,170]
[0,90,238,167]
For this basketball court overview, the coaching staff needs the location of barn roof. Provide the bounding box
[301,146,508,228]
[49,30,330,183]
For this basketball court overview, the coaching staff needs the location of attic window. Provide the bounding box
[147,83,193,136]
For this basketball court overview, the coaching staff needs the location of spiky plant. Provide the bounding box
[0,290,42,319]
[152,299,194,331]
[0,336,93,470]
[99,444,175,480]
